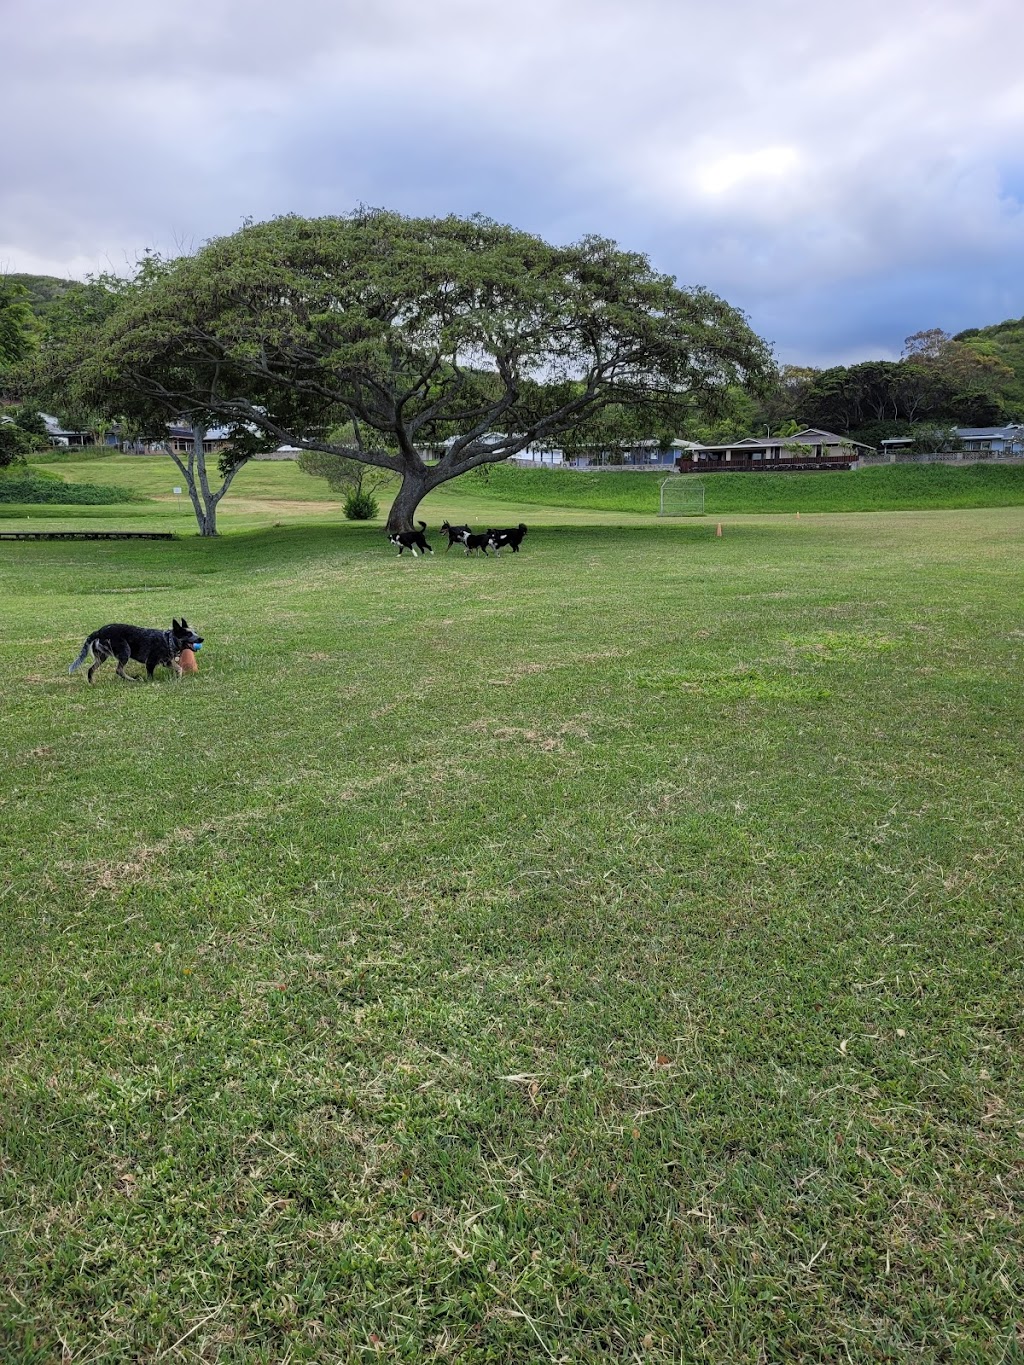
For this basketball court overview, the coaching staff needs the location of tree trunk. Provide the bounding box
[162,431,220,536]
[386,469,432,534]
[193,425,219,536]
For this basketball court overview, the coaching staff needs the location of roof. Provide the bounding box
[712,428,875,452]
[167,423,235,441]
[955,426,1024,439]
[41,412,91,437]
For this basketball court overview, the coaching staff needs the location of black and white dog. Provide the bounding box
[439,521,472,552]
[388,521,434,556]
[69,619,204,684]
[457,529,492,556]
[487,523,528,555]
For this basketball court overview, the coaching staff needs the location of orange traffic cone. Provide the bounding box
[179,647,199,674]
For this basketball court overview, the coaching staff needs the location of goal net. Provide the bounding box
[659,478,705,517]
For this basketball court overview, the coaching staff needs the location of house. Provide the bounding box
[41,413,93,448]
[675,428,874,473]
[161,424,237,455]
[437,432,680,469]
[567,439,681,469]
[955,426,1024,456]
[437,433,566,465]
[509,442,565,466]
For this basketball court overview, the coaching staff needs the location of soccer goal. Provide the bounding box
[659,478,705,517]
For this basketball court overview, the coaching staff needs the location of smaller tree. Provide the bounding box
[29,263,276,535]
[297,428,392,520]
[0,421,33,467]
[10,404,49,446]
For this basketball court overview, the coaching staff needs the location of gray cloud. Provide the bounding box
[3,0,1023,361]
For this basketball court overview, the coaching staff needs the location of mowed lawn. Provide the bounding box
[1,505,1023,1361]
[5,454,662,534]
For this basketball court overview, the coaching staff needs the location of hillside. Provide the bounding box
[465,460,1024,515]
[5,272,82,324]
[956,316,1024,416]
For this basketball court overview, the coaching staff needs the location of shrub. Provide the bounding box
[343,489,379,520]
[0,472,141,504]
[11,405,50,446]
[0,422,33,467]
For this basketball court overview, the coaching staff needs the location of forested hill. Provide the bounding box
[5,273,81,323]
[957,317,1024,414]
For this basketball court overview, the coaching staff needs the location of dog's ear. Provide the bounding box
[181,618,189,629]
[172,618,181,630]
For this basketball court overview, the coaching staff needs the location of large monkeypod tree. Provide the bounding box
[38,211,775,532]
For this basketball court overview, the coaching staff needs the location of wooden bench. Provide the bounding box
[0,531,176,541]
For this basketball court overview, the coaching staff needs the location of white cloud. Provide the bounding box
[692,148,802,198]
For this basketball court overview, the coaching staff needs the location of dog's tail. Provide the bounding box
[68,637,92,674]
[417,520,428,531]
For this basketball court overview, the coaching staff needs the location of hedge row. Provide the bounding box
[0,473,142,504]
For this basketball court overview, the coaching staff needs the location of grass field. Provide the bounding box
[459,461,1024,517]
[1,480,1023,1360]
[8,451,1024,528]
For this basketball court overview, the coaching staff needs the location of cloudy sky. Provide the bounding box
[3,0,1023,363]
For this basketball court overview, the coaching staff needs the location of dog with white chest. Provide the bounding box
[388,521,434,556]
[486,523,528,555]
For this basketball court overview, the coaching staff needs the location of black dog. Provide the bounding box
[388,521,433,556]
[487,523,528,555]
[457,529,491,556]
[439,521,472,552]
[69,618,203,684]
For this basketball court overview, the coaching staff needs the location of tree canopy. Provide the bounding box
[784,333,1013,438]
[954,318,1024,418]
[33,210,775,529]
[0,277,36,377]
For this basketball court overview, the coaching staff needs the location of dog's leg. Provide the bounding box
[171,660,183,680]
[115,642,140,682]
[87,642,109,685]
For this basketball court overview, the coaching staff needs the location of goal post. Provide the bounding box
[659,477,705,517]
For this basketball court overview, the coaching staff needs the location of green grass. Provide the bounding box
[465,460,1024,516]
[17,451,1024,532]
[1,490,1023,1360]
[27,445,126,465]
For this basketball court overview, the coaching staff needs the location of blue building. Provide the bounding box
[956,426,1024,455]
